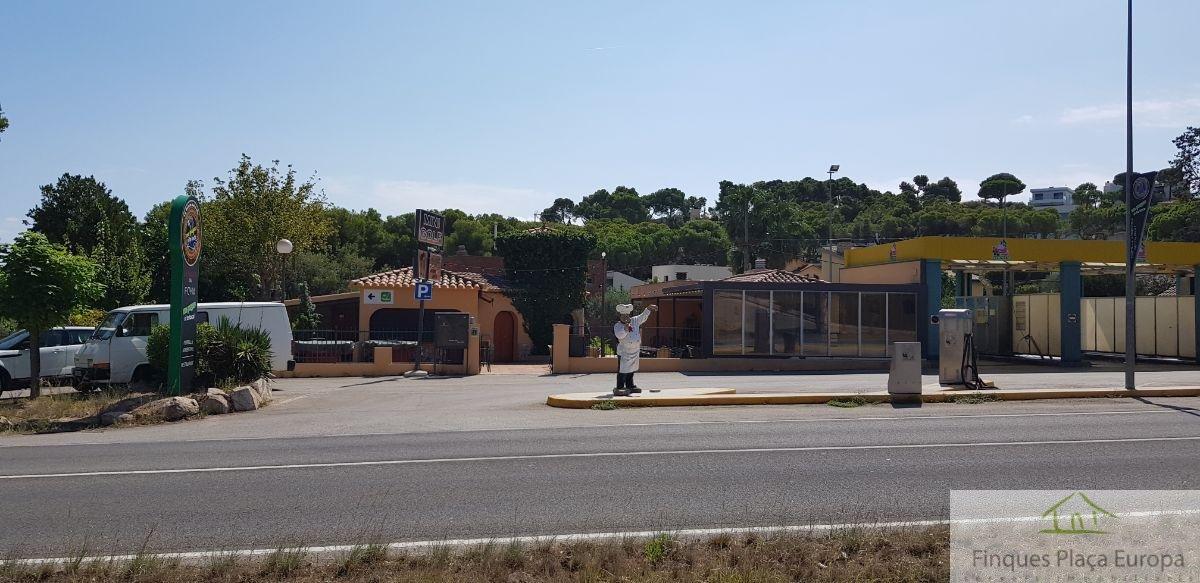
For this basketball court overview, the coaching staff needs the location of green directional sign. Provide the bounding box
[168,195,202,395]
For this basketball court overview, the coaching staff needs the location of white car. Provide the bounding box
[74,302,295,386]
[0,327,95,391]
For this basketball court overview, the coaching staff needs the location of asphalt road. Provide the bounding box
[2,392,1199,558]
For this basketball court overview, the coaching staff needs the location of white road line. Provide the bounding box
[0,408,1185,449]
[13,509,1200,565]
[3,435,1198,480]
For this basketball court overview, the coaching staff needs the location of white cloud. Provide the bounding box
[323,177,554,220]
[1011,114,1035,125]
[1058,98,1200,127]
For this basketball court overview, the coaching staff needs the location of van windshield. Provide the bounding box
[92,311,127,340]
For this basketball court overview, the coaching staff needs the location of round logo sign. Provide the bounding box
[180,200,202,267]
[1133,176,1151,201]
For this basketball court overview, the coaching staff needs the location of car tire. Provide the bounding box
[0,368,9,391]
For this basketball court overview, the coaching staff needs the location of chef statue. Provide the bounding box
[613,303,657,396]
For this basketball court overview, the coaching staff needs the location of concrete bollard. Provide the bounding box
[888,342,922,396]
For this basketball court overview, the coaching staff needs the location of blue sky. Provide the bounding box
[2,0,1197,241]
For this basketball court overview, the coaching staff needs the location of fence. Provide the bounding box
[292,329,464,365]
[569,326,703,359]
[1011,294,1196,359]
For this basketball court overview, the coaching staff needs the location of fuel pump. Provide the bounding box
[933,308,993,390]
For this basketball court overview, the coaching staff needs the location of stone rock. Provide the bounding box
[228,386,261,412]
[250,378,272,403]
[200,393,230,415]
[0,416,12,431]
[132,397,200,421]
[206,388,225,397]
[99,411,134,426]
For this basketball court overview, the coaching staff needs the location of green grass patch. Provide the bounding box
[591,400,620,410]
[946,393,1001,404]
[827,396,869,408]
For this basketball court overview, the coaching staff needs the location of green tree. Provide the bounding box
[0,104,8,137]
[643,187,689,224]
[326,208,395,268]
[198,155,333,300]
[675,219,732,265]
[290,249,376,295]
[0,232,101,397]
[575,186,649,223]
[141,202,172,303]
[1072,182,1102,208]
[497,228,595,354]
[1169,126,1200,196]
[977,173,1026,237]
[539,198,577,224]
[923,177,962,203]
[1148,200,1200,242]
[292,283,321,330]
[27,173,149,308]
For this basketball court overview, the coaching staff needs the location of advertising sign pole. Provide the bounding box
[408,210,444,378]
[168,195,202,396]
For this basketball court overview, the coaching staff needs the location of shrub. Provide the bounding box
[147,318,272,387]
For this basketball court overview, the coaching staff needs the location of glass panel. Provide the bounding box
[802,291,829,356]
[744,291,772,355]
[713,291,743,355]
[861,293,887,357]
[829,292,860,356]
[772,292,803,355]
[887,293,918,355]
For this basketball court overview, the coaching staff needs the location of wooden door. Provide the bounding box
[494,311,516,362]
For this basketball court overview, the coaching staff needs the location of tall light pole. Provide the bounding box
[600,251,608,354]
[827,164,840,282]
[275,238,294,300]
[1123,0,1135,389]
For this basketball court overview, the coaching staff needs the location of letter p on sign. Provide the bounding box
[415,282,433,301]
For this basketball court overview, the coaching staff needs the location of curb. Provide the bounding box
[546,386,1200,409]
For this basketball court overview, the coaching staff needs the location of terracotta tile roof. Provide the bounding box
[630,280,700,300]
[351,267,505,291]
[722,268,825,284]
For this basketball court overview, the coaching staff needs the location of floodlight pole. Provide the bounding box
[1123,0,1135,389]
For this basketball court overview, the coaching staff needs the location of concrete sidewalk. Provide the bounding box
[547,385,1200,408]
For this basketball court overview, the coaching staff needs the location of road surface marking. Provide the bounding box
[3,434,1199,480]
[0,408,1185,449]
[12,509,1200,565]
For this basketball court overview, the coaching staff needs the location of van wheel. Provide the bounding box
[0,369,10,391]
[130,365,159,391]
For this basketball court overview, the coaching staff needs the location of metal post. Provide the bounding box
[743,200,751,272]
[1124,0,1135,389]
[827,171,835,282]
[413,251,429,372]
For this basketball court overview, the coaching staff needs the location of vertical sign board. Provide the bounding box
[1127,172,1156,264]
[412,210,444,371]
[168,195,202,395]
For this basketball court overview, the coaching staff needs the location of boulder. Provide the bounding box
[250,378,272,403]
[132,397,200,421]
[206,388,225,397]
[228,386,261,412]
[200,393,230,415]
[0,416,12,431]
[99,411,134,426]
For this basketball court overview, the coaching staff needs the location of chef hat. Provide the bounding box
[615,303,634,315]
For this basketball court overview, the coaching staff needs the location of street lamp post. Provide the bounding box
[1124,0,1135,389]
[275,238,294,300]
[600,251,608,355]
[827,164,840,282]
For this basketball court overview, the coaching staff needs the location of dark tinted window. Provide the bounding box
[196,311,209,325]
[39,330,64,347]
[121,313,158,337]
[66,329,91,345]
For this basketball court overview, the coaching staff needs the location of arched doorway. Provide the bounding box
[493,311,516,362]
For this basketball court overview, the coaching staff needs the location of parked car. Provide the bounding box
[73,302,295,387]
[0,327,96,391]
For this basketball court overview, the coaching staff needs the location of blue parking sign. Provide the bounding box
[414,282,433,301]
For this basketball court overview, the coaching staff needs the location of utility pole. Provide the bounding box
[743,198,751,272]
[1124,0,1136,389]
[827,165,840,282]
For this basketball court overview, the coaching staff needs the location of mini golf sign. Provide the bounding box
[168,195,202,396]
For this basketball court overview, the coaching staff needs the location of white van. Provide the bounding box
[73,302,294,386]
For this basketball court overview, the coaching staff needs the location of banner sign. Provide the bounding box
[416,209,445,248]
[416,249,443,281]
[1127,172,1157,264]
[168,195,202,395]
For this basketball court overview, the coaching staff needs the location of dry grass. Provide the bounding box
[0,526,949,582]
[0,389,140,433]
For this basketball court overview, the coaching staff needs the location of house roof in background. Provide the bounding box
[721,269,825,284]
[351,266,506,291]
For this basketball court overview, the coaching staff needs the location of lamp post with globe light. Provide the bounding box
[276,238,293,300]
